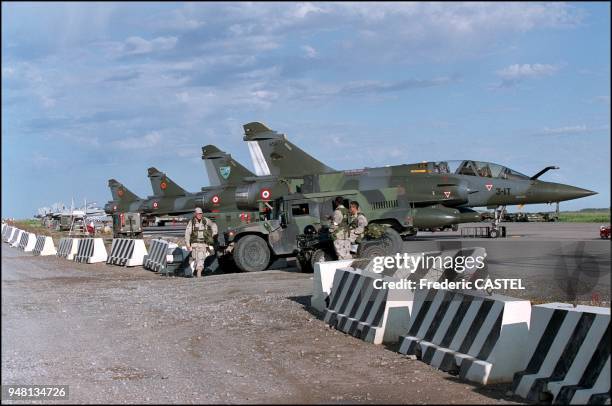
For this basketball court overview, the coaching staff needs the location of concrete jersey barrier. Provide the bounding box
[312,247,487,314]
[106,238,147,267]
[33,236,57,256]
[73,238,108,263]
[143,239,190,275]
[312,259,355,313]
[323,267,413,345]
[4,226,16,243]
[57,238,81,261]
[511,303,610,404]
[19,232,37,252]
[398,289,531,385]
[10,230,24,247]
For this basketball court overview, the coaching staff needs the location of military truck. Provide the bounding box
[112,212,143,238]
[217,190,406,273]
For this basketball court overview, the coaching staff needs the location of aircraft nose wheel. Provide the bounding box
[489,228,499,238]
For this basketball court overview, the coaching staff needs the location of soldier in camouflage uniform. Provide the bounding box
[185,207,218,277]
[329,196,352,260]
[349,201,368,244]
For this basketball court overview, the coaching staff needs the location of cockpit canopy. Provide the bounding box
[412,160,530,180]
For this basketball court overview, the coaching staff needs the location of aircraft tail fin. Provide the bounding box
[242,122,335,177]
[202,145,255,186]
[108,179,141,202]
[147,167,188,197]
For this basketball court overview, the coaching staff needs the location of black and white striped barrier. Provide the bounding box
[33,236,57,256]
[3,226,16,242]
[106,238,147,267]
[1,225,10,241]
[17,232,28,250]
[312,247,487,314]
[511,303,610,404]
[73,238,108,263]
[312,260,356,313]
[57,238,81,260]
[18,232,37,252]
[143,239,190,275]
[323,267,413,345]
[398,289,531,385]
[10,229,24,247]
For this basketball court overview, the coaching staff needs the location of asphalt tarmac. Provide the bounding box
[1,222,609,404]
[405,222,610,303]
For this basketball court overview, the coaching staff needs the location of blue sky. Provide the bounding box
[2,2,610,218]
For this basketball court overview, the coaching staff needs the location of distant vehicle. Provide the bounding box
[600,225,611,239]
[112,212,143,239]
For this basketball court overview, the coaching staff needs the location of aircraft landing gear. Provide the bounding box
[491,205,506,238]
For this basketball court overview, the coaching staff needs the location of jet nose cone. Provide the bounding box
[575,188,597,198]
[544,183,597,202]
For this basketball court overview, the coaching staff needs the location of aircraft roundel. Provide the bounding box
[153,201,158,209]
[117,189,124,197]
[160,181,167,190]
[485,183,493,191]
[211,195,220,204]
[260,188,271,200]
[443,191,451,198]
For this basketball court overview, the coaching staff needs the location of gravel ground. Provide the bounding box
[1,247,523,404]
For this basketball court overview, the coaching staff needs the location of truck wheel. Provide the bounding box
[380,228,403,255]
[310,248,333,269]
[489,228,499,238]
[357,239,387,258]
[233,235,271,272]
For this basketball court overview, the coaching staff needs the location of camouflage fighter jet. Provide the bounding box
[104,179,146,214]
[240,122,595,233]
[141,146,267,229]
[243,122,335,177]
[295,160,596,233]
[143,146,260,216]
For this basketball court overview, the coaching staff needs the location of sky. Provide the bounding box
[2,2,610,218]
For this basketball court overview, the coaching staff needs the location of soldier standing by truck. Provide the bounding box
[185,207,218,278]
[329,196,351,260]
[349,201,368,244]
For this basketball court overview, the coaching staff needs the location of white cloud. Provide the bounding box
[302,45,317,58]
[2,66,16,78]
[116,36,178,56]
[31,152,58,168]
[291,2,325,19]
[536,125,610,136]
[542,125,588,135]
[113,131,162,149]
[151,9,204,31]
[497,63,559,80]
